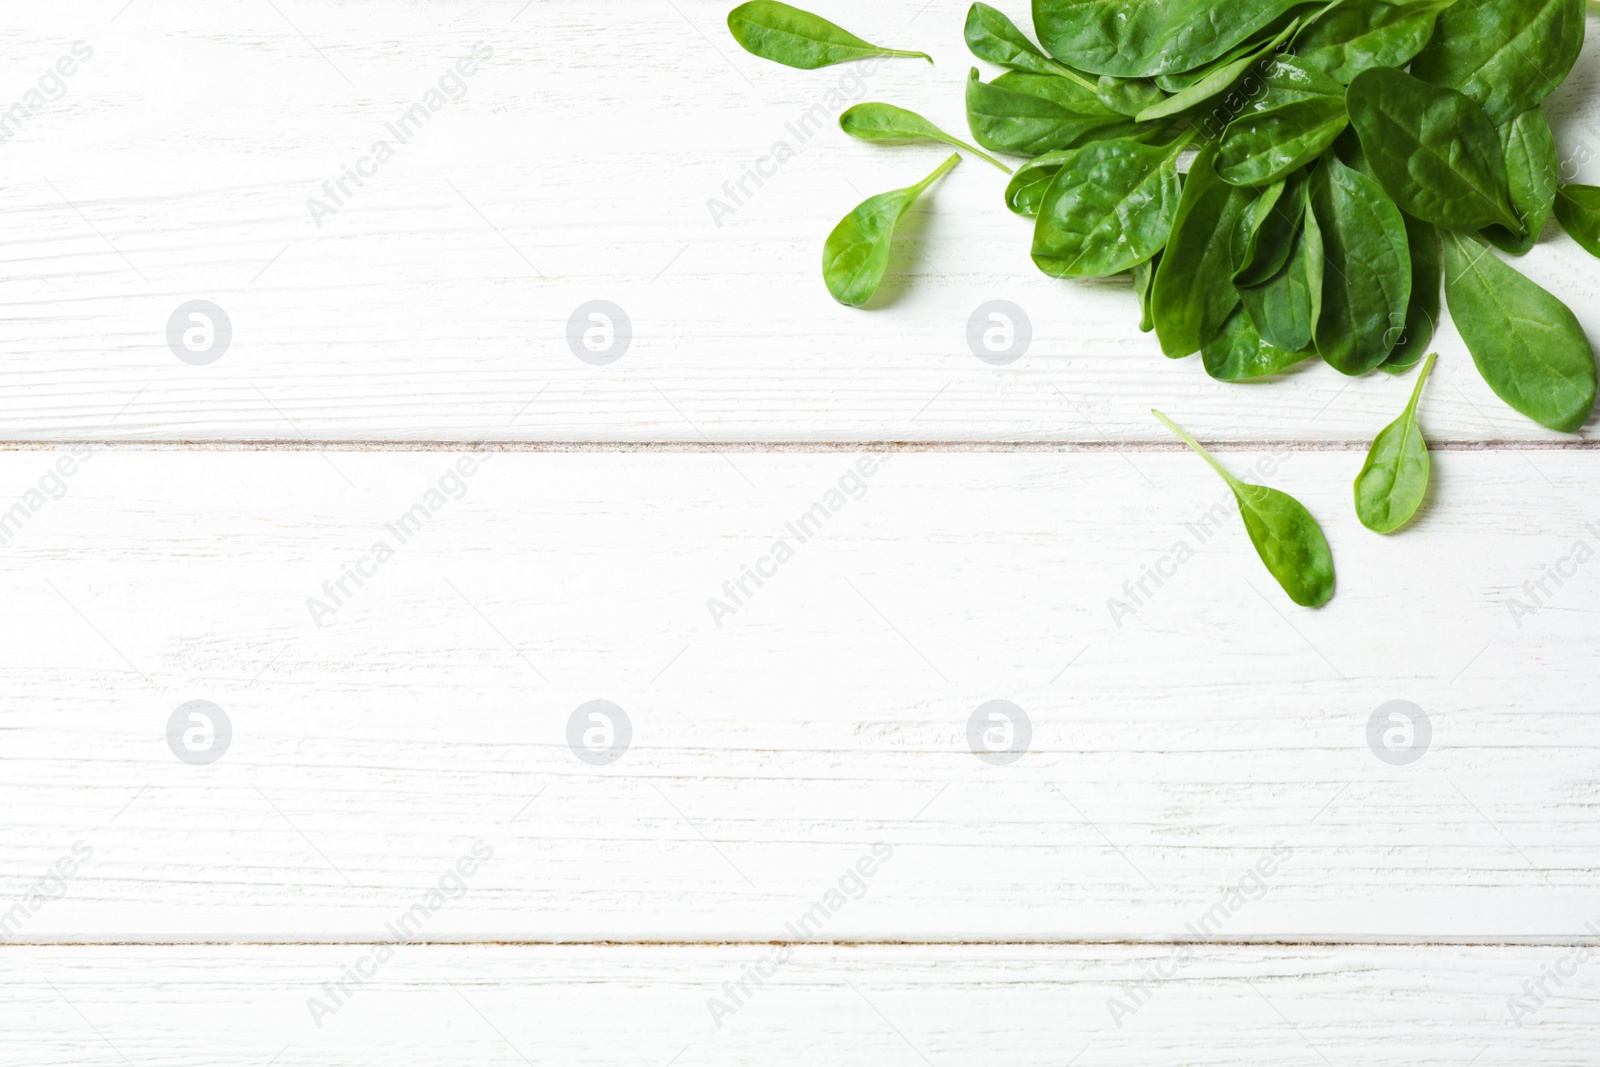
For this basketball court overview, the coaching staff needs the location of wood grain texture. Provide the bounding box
[4,944,1598,1065]
[2,1,1599,443]
[3,449,1598,940]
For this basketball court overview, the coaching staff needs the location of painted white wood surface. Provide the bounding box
[3,0,1600,442]
[3,449,1598,940]
[4,944,1597,1065]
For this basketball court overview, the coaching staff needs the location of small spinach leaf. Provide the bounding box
[1151,143,1259,357]
[964,3,1088,81]
[1152,409,1336,607]
[1031,137,1186,277]
[1410,0,1586,125]
[841,102,1013,173]
[1554,183,1600,258]
[822,154,959,307]
[1484,108,1559,255]
[728,1,932,68]
[1441,229,1597,432]
[1004,149,1074,216]
[1354,352,1437,532]
[1346,67,1521,232]
[1311,154,1412,375]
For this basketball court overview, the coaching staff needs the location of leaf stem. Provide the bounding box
[911,153,962,197]
[1046,63,1100,94]
[1589,0,1600,14]
[1404,352,1439,416]
[1151,409,1241,488]
[882,49,934,64]
[950,137,1013,174]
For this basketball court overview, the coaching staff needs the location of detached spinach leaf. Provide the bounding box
[1484,108,1560,254]
[1151,144,1259,357]
[1354,352,1437,533]
[1441,229,1597,432]
[1410,0,1586,125]
[1295,0,1448,84]
[1031,137,1186,277]
[1311,154,1412,375]
[1203,305,1315,380]
[728,1,932,68]
[1346,67,1521,232]
[841,102,1013,173]
[822,154,959,308]
[965,68,1138,156]
[1032,0,1306,77]
[1554,184,1600,258]
[1152,409,1336,607]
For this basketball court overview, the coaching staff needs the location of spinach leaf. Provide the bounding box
[1031,137,1187,278]
[1133,253,1160,332]
[1203,305,1315,380]
[964,3,1088,81]
[1152,409,1336,607]
[1135,21,1298,123]
[1354,351,1437,533]
[1346,67,1522,232]
[1239,199,1324,353]
[1295,0,1448,83]
[1383,214,1441,373]
[1441,229,1597,432]
[1095,76,1169,117]
[1216,58,1347,186]
[1032,0,1306,77]
[1151,143,1259,357]
[727,1,932,68]
[840,102,1013,173]
[1554,184,1600,258]
[822,154,959,308]
[1311,154,1412,375]
[1410,0,1586,126]
[1005,149,1074,216]
[965,68,1139,155]
[1483,108,1559,255]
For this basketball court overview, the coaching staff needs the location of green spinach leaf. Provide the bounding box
[1152,409,1336,606]
[841,102,1013,172]
[1032,0,1306,77]
[822,154,959,307]
[1295,0,1448,83]
[728,1,932,68]
[1151,144,1259,357]
[1005,149,1074,216]
[965,68,1139,155]
[1239,198,1324,353]
[1235,167,1311,286]
[1311,154,1412,375]
[1554,183,1600,258]
[1441,229,1597,432]
[1133,252,1161,332]
[1382,214,1441,373]
[1135,21,1298,123]
[1031,137,1187,277]
[1216,58,1347,186]
[1483,108,1559,254]
[1354,351,1437,532]
[1203,305,1316,380]
[1346,67,1521,232]
[964,3,1088,81]
[1095,75,1169,116]
[1410,0,1586,125]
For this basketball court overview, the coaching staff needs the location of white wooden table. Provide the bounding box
[3,1,1599,1063]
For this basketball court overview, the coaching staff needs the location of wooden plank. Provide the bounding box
[3,944,1597,1065]
[3,449,1599,940]
[2,1,1599,442]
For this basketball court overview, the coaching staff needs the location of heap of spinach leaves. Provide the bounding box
[728,0,1600,606]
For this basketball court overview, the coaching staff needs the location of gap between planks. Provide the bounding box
[1,439,1599,452]
[6,938,1600,948]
